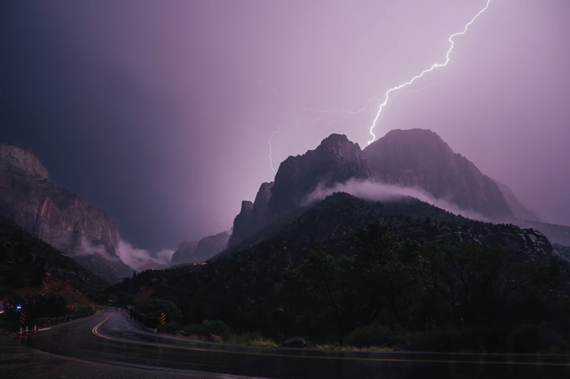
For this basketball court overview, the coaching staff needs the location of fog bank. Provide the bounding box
[305,180,488,222]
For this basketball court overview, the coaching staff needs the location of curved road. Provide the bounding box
[25,308,570,378]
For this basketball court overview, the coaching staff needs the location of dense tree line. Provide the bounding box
[105,217,570,352]
[283,223,569,352]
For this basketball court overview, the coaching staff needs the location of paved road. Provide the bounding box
[24,308,570,378]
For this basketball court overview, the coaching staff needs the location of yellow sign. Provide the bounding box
[160,312,166,325]
[19,312,26,326]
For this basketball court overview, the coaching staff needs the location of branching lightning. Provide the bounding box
[305,86,430,129]
[266,0,493,175]
[367,0,493,144]
[303,96,382,122]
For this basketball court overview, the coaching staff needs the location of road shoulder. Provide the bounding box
[0,335,238,379]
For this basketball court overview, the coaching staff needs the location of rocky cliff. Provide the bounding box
[270,134,373,215]
[229,182,274,246]
[171,230,230,265]
[494,179,540,221]
[363,129,513,220]
[0,144,49,179]
[0,144,120,259]
[170,241,199,266]
[230,134,373,246]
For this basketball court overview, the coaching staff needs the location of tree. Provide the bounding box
[350,223,432,326]
[284,251,353,343]
[284,223,434,342]
[426,241,561,327]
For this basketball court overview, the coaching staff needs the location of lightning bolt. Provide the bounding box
[268,128,280,175]
[304,86,431,129]
[303,96,382,122]
[267,1,492,175]
[368,0,493,145]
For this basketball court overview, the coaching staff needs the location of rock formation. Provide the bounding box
[0,144,48,178]
[171,230,230,265]
[229,182,275,246]
[493,179,540,221]
[0,143,120,258]
[230,134,373,246]
[270,134,373,215]
[228,129,548,246]
[170,241,199,266]
[363,129,513,220]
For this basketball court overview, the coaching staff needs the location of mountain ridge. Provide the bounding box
[229,129,527,247]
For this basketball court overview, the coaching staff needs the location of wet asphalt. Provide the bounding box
[22,308,570,379]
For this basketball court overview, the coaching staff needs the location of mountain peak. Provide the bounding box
[270,133,373,216]
[0,143,49,179]
[364,128,512,219]
[318,133,359,148]
[366,129,454,167]
[314,133,365,160]
[229,128,523,246]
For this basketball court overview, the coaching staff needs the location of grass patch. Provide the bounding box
[182,319,232,340]
[309,343,393,352]
[226,331,279,347]
[345,323,395,348]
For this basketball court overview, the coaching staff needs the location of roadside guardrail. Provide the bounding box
[31,311,95,329]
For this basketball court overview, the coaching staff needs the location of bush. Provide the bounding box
[345,323,394,347]
[537,322,567,353]
[162,321,179,334]
[183,319,232,340]
[510,325,539,353]
[135,298,182,322]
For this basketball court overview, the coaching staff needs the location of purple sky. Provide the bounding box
[1,0,569,252]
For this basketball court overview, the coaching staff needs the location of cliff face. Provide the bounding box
[228,182,274,246]
[171,230,230,265]
[170,241,199,266]
[0,144,120,259]
[494,180,540,221]
[364,129,513,220]
[0,144,49,179]
[229,134,373,246]
[270,134,373,215]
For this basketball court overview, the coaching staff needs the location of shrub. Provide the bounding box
[183,319,232,340]
[537,322,567,353]
[161,321,179,334]
[135,298,182,322]
[345,323,394,347]
[510,325,539,353]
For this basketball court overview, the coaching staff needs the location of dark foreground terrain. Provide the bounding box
[1,308,569,379]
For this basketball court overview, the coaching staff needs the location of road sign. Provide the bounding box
[19,312,26,326]
[160,312,166,325]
